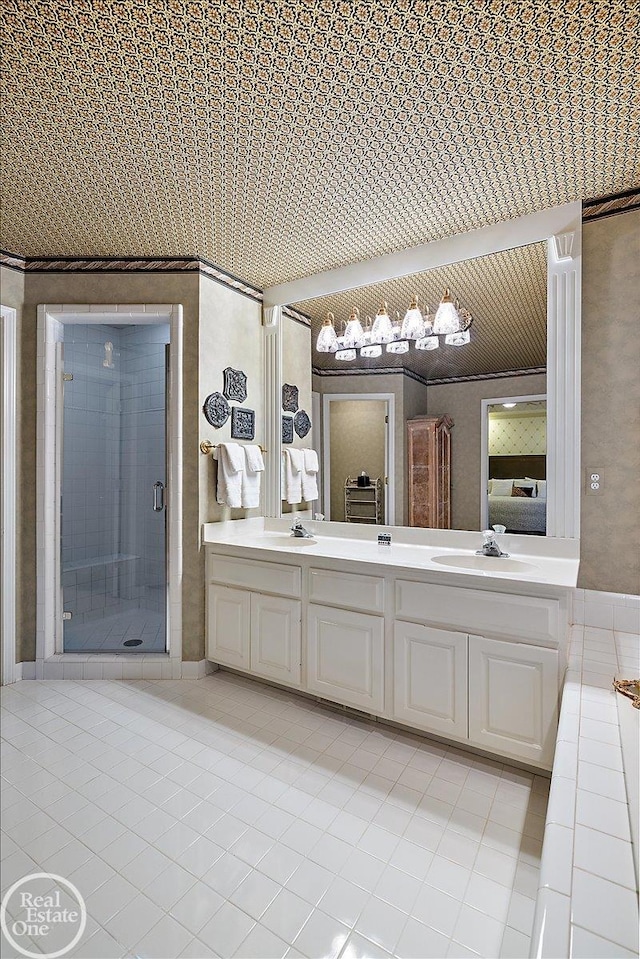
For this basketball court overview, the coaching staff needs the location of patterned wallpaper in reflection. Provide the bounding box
[489,414,546,456]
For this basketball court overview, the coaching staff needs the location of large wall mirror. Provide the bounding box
[264,203,582,539]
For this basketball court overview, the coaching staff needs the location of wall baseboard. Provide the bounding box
[10,658,218,681]
[571,588,640,633]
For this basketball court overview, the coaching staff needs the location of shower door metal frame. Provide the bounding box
[35,304,184,678]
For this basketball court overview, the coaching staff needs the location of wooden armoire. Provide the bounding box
[407,415,454,528]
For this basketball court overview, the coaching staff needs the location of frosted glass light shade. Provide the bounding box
[401,301,425,340]
[445,330,470,346]
[316,314,338,352]
[360,343,382,358]
[371,307,393,344]
[335,348,356,361]
[433,289,462,335]
[386,340,409,354]
[415,336,440,351]
[343,310,365,348]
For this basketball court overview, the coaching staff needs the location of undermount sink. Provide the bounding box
[430,554,540,574]
[258,535,317,547]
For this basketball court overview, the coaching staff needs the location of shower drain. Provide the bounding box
[123,639,143,647]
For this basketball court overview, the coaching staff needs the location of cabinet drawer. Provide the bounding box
[207,553,301,598]
[308,568,385,614]
[395,580,559,645]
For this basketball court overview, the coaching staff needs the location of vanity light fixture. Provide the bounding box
[343,308,365,348]
[314,292,472,359]
[400,295,426,340]
[371,302,394,344]
[335,348,357,361]
[316,311,339,352]
[502,402,517,408]
[433,288,464,335]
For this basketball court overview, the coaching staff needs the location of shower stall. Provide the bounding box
[60,322,169,653]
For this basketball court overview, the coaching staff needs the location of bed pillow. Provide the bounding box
[516,478,537,498]
[535,479,547,499]
[512,485,534,497]
[491,479,513,496]
[525,477,540,498]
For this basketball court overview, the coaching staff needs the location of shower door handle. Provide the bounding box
[153,481,165,512]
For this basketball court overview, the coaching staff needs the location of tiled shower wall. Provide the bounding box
[119,324,168,614]
[61,323,168,627]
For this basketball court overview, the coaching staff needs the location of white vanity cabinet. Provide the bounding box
[393,622,468,738]
[207,584,250,669]
[307,604,384,713]
[204,545,567,771]
[206,554,302,687]
[468,634,558,767]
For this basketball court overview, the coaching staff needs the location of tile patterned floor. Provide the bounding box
[64,608,166,653]
[0,673,549,958]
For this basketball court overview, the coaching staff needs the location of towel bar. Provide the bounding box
[200,440,267,455]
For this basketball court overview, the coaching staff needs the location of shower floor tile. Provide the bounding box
[64,608,166,653]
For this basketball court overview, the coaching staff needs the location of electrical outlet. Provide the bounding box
[586,468,604,494]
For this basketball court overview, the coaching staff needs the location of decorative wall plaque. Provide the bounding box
[282,416,294,444]
[294,409,311,438]
[231,407,255,440]
[223,367,247,403]
[282,383,299,413]
[203,392,230,428]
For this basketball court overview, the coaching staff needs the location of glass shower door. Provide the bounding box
[61,322,169,653]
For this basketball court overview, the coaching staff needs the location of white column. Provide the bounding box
[547,223,582,539]
[1,306,17,684]
[263,305,282,518]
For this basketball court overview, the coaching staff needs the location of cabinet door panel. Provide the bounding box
[393,622,468,737]
[250,594,301,686]
[469,635,558,768]
[207,584,250,668]
[307,604,384,712]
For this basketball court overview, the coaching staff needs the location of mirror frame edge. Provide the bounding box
[263,202,582,539]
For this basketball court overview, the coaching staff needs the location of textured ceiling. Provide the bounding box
[298,242,547,380]
[1,0,639,290]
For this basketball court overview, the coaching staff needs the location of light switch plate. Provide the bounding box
[585,468,604,494]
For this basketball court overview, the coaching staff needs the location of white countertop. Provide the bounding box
[202,518,580,590]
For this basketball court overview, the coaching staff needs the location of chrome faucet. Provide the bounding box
[290,518,314,538]
[476,529,509,558]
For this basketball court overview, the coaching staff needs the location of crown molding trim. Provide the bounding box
[312,365,546,387]
[582,187,640,222]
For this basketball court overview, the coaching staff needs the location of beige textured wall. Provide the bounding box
[329,401,387,522]
[199,277,263,528]
[1,266,26,657]
[427,373,547,531]
[314,372,407,523]
[580,210,640,594]
[13,270,204,661]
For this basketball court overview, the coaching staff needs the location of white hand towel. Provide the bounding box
[213,442,244,508]
[244,445,265,473]
[301,447,319,501]
[303,448,319,473]
[284,448,303,505]
[242,445,264,508]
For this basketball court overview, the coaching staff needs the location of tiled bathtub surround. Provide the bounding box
[1,674,549,959]
[531,623,640,958]
[571,587,640,635]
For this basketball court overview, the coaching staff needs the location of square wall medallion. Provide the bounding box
[231,407,255,441]
[282,416,294,444]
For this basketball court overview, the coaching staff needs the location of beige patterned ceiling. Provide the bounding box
[298,241,547,380]
[1,0,639,291]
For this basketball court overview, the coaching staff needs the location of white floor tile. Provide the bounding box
[0,674,547,959]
